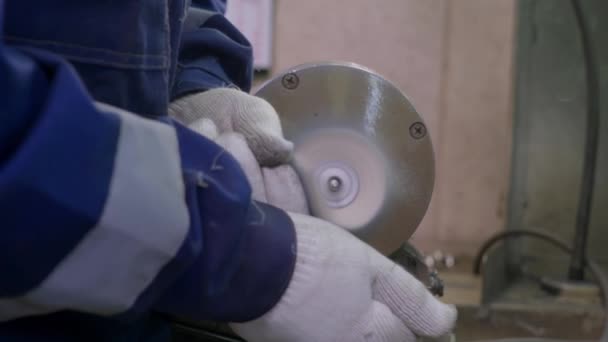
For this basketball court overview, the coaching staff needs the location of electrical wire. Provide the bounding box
[473,230,572,276]
[568,0,601,282]
[472,229,608,341]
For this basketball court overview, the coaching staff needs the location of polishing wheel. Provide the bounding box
[255,62,434,255]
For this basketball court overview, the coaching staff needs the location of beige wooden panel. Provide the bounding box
[431,0,516,253]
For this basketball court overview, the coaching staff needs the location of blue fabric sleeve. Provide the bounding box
[171,1,254,99]
[192,0,228,14]
[0,6,295,328]
[4,0,253,116]
[153,121,297,322]
[3,0,175,117]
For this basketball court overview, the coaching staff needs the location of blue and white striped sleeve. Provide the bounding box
[0,12,296,324]
[0,45,190,321]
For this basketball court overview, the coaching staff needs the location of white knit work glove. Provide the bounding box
[185,117,308,214]
[169,88,293,167]
[176,98,455,341]
[231,213,457,342]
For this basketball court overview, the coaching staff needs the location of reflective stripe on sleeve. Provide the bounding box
[0,103,189,321]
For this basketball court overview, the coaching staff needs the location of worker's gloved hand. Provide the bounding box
[261,165,309,214]
[169,88,293,167]
[219,135,308,213]
[231,213,457,342]
[179,116,308,213]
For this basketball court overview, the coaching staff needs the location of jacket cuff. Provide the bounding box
[171,13,253,100]
[154,121,296,322]
[156,201,297,322]
[172,65,239,100]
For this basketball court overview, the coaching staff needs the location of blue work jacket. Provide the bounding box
[0,1,296,340]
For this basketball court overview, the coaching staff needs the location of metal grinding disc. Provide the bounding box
[255,62,435,255]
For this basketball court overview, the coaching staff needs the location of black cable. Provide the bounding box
[473,230,572,275]
[568,0,601,281]
[473,229,608,341]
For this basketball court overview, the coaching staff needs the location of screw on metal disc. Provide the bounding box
[281,73,299,89]
[409,122,427,139]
